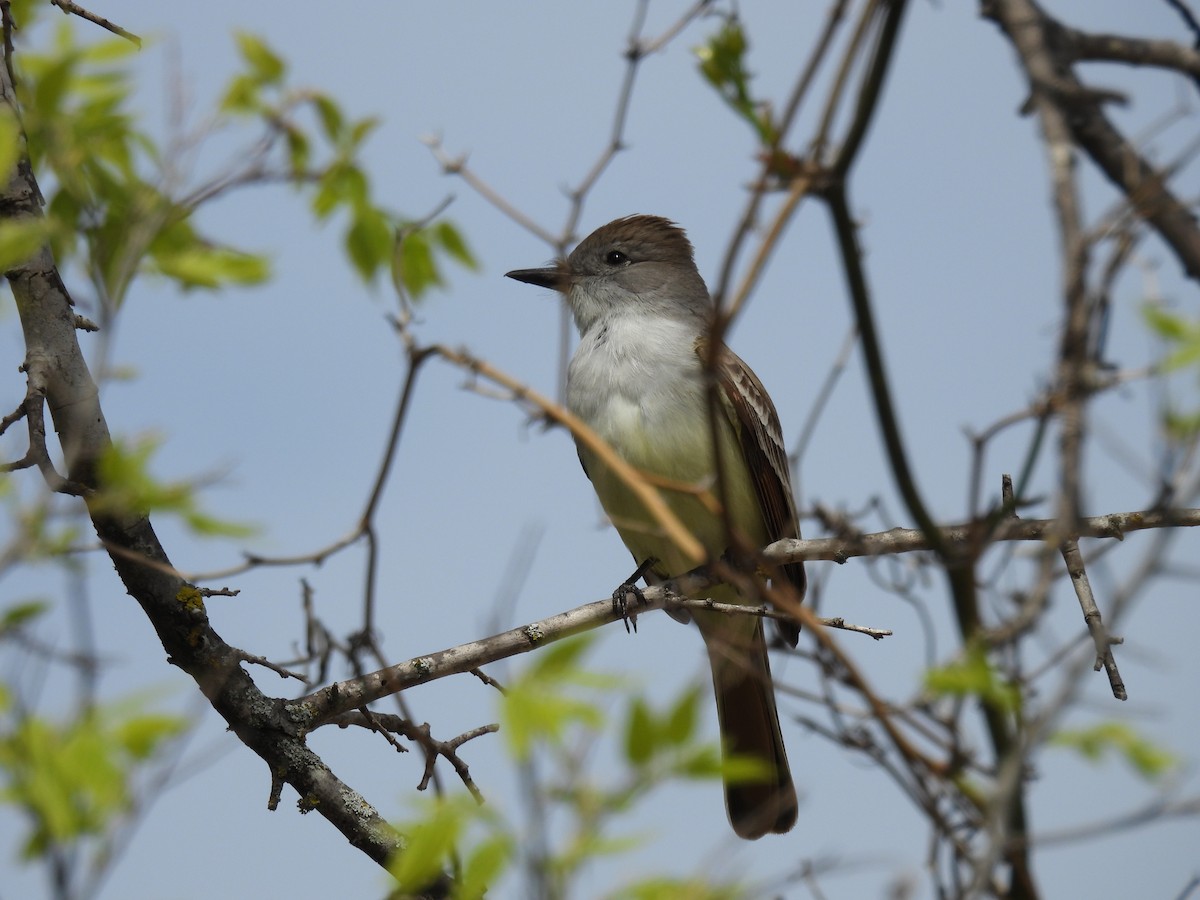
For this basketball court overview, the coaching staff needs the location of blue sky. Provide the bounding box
[2,1,1198,897]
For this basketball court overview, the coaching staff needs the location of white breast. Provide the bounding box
[567,313,709,478]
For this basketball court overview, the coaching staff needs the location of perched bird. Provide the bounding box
[507,215,804,839]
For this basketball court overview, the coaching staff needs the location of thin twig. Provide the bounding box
[50,0,141,47]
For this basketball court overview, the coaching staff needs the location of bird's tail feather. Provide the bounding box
[703,617,798,840]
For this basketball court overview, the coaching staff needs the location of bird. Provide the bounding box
[506,214,804,839]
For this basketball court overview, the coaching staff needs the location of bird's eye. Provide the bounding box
[604,250,628,266]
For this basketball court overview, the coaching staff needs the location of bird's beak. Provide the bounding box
[505,264,569,291]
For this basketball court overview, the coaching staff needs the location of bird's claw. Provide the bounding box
[612,581,649,633]
[611,557,657,633]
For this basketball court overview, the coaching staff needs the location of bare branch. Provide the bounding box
[984,0,1200,281]
[1059,539,1126,699]
[763,506,1200,564]
[49,0,141,47]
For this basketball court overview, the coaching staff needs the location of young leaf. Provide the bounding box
[434,220,478,270]
[1051,722,1176,781]
[311,94,344,142]
[664,684,701,746]
[152,244,271,290]
[624,698,656,766]
[345,205,393,281]
[234,33,286,86]
[394,226,442,297]
[1144,303,1200,371]
[92,437,256,538]
[0,220,48,271]
[0,600,49,632]
[925,643,1021,713]
[0,109,22,182]
[694,18,777,145]
[387,796,482,893]
[458,832,514,900]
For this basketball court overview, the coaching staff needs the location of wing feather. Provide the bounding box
[706,341,806,642]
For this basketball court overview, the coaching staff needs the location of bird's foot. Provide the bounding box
[612,557,657,634]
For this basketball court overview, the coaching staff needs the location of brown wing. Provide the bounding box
[707,341,806,642]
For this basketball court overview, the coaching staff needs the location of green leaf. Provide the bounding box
[114,714,187,760]
[311,162,367,218]
[457,832,514,900]
[527,632,596,677]
[624,698,655,766]
[394,226,442,298]
[219,73,260,113]
[0,600,49,632]
[92,437,257,538]
[32,52,73,123]
[693,18,777,145]
[1165,409,1200,440]
[1051,722,1176,781]
[615,877,743,900]
[235,33,285,85]
[284,123,310,174]
[311,94,344,142]
[925,643,1021,713]
[717,751,772,788]
[347,116,379,150]
[152,244,271,290]
[664,684,700,746]
[387,797,470,892]
[345,205,393,281]
[0,700,189,859]
[80,36,141,65]
[46,188,82,258]
[434,220,478,270]
[1143,303,1200,371]
[0,220,47,271]
[504,683,605,761]
[675,745,725,780]
[0,109,22,182]
[1143,304,1192,341]
[500,636,615,760]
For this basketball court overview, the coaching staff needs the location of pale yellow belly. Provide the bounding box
[577,403,767,581]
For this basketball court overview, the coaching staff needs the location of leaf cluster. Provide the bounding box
[223,33,477,298]
[387,637,747,898]
[15,25,268,302]
[0,684,187,859]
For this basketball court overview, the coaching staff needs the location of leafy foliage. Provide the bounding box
[925,641,1021,714]
[694,17,778,147]
[381,642,749,897]
[222,32,477,297]
[387,795,513,900]
[14,25,268,303]
[1144,303,1200,440]
[10,22,475,307]
[92,437,255,537]
[0,697,187,859]
[500,635,618,761]
[1051,722,1176,781]
[1144,304,1200,372]
[488,637,747,897]
[0,600,48,634]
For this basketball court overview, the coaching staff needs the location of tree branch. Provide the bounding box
[983,0,1200,281]
[300,504,1199,722]
[0,43,407,874]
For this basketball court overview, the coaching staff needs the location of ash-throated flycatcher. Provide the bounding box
[507,214,804,840]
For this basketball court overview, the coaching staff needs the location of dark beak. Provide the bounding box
[505,265,568,291]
